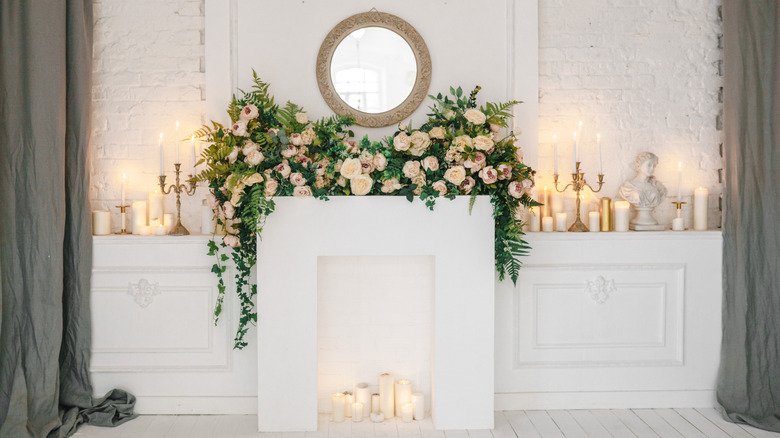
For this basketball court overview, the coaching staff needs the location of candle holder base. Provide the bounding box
[630,223,666,231]
[169,221,190,236]
[568,218,590,232]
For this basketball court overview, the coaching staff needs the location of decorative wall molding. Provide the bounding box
[128,278,160,308]
[585,275,617,304]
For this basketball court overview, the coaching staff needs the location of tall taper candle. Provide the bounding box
[175,121,180,163]
[411,393,424,420]
[121,173,126,206]
[597,133,602,174]
[576,120,583,145]
[158,133,164,175]
[191,136,196,175]
[694,186,708,230]
[553,134,558,175]
[677,161,682,202]
[572,131,577,172]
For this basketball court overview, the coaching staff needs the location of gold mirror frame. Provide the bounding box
[316,11,432,128]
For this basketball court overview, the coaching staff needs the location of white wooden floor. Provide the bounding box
[72,409,780,438]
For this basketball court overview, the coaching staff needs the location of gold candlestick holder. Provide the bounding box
[553,162,605,232]
[115,205,132,234]
[671,201,687,231]
[159,163,197,236]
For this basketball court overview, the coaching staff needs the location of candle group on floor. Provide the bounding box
[332,373,424,424]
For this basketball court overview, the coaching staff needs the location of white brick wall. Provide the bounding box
[90,0,723,230]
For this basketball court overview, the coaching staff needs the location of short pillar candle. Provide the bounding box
[542,216,554,232]
[332,393,345,422]
[614,201,630,232]
[400,403,414,423]
[555,212,567,232]
[588,211,600,232]
[411,393,425,420]
[352,402,363,422]
[394,379,412,418]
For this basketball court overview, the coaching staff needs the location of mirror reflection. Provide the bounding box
[330,27,417,114]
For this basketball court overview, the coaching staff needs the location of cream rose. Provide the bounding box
[497,164,512,180]
[281,145,297,158]
[473,135,494,151]
[295,113,308,124]
[381,178,402,193]
[453,135,472,149]
[264,178,278,197]
[340,157,363,179]
[243,173,264,186]
[231,120,249,137]
[432,180,448,196]
[445,146,463,163]
[359,150,374,165]
[289,133,303,147]
[429,126,446,140]
[460,176,476,194]
[223,202,235,219]
[344,140,360,155]
[515,148,524,163]
[394,132,411,151]
[223,234,241,248]
[411,174,426,195]
[244,150,264,166]
[464,109,487,125]
[337,176,347,187]
[373,153,388,171]
[444,110,456,120]
[350,174,373,196]
[240,104,259,121]
[398,123,407,131]
[293,185,313,197]
[479,166,498,184]
[227,147,239,164]
[314,176,327,189]
[242,140,259,156]
[275,160,291,178]
[402,160,421,179]
[409,131,431,156]
[301,128,316,145]
[422,156,439,172]
[290,172,307,186]
[230,184,245,206]
[444,165,467,185]
[508,181,524,198]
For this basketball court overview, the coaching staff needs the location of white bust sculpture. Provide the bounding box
[618,152,667,228]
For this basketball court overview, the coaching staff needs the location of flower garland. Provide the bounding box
[194,73,539,348]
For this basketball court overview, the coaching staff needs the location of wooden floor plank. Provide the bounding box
[546,410,587,438]
[418,417,445,438]
[373,418,399,438]
[675,408,731,438]
[654,409,707,438]
[490,412,518,438]
[590,410,638,438]
[694,408,755,438]
[567,410,615,438]
[737,423,780,438]
[524,411,564,438]
[442,430,468,438]
[396,418,422,438]
[465,429,493,438]
[504,411,542,438]
[632,410,684,438]
[611,410,659,438]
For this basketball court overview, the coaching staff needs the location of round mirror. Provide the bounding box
[316,11,431,127]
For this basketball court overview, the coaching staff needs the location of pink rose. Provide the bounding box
[478,166,498,184]
[290,172,307,186]
[231,120,249,137]
[381,178,402,193]
[508,181,524,198]
[268,128,279,136]
[422,156,439,172]
[497,164,512,180]
[206,192,217,209]
[240,104,259,121]
[432,180,448,196]
[281,145,298,158]
[460,176,476,194]
[290,133,303,147]
[373,153,388,171]
[264,178,278,197]
[223,235,241,248]
[344,140,360,155]
[295,155,311,168]
[515,148,524,163]
[293,185,313,197]
[223,202,235,219]
[490,123,501,133]
[275,160,291,178]
[361,161,376,174]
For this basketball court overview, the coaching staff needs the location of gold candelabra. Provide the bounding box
[553,162,605,232]
[159,163,197,236]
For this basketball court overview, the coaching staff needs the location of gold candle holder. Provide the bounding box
[553,162,605,232]
[114,205,132,234]
[159,163,197,236]
[671,201,687,231]
[600,197,612,231]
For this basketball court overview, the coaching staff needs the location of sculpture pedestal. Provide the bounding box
[630,206,665,230]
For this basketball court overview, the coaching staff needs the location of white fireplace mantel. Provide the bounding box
[256,196,496,431]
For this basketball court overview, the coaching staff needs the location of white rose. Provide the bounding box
[445,146,463,163]
[275,160,291,178]
[444,110,456,120]
[227,147,239,164]
[244,150,264,166]
[421,156,439,172]
[460,176,476,194]
[293,185,313,197]
[337,176,347,187]
[398,123,407,131]
[243,173,264,186]
[359,150,374,164]
[223,202,235,219]
[443,165,467,185]
[290,133,303,147]
[497,164,512,180]
[230,184,245,206]
[350,174,373,196]
[373,153,388,171]
[264,178,278,197]
[281,145,298,158]
[240,104,259,121]
[409,131,431,156]
[402,160,421,179]
[473,135,494,151]
[295,113,308,124]
[432,180,448,196]
[381,178,402,194]
[464,109,486,125]
[508,181,524,198]
[411,173,426,195]
[394,132,411,151]
[452,135,472,149]
[223,234,241,248]
[231,120,249,137]
[301,128,316,145]
[479,166,498,184]
[429,126,446,139]
[242,140,259,156]
[340,157,363,179]
[290,172,307,186]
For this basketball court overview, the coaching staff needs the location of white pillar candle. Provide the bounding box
[138,225,152,236]
[694,186,708,230]
[149,190,164,224]
[332,393,345,422]
[369,412,384,423]
[394,379,412,417]
[158,133,164,175]
[672,217,685,231]
[131,201,147,234]
[354,383,371,417]
[400,403,414,423]
[555,212,567,232]
[552,135,558,175]
[529,207,541,232]
[163,213,174,234]
[411,393,424,420]
[371,394,380,414]
[121,173,126,206]
[379,373,394,418]
[344,392,354,418]
[542,216,554,232]
[92,210,111,235]
[614,201,630,232]
[352,402,363,422]
[153,224,167,235]
[550,191,563,219]
[588,211,600,232]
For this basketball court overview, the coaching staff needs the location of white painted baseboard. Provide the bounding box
[132,396,258,415]
[494,391,718,411]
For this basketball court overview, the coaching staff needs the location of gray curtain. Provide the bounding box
[719,1,780,433]
[0,0,136,436]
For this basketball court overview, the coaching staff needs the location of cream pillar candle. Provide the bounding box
[354,383,371,417]
[131,201,147,234]
[529,207,541,232]
[541,186,550,217]
[542,216,554,232]
[163,213,174,234]
[92,210,111,235]
[411,393,424,420]
[149,190,164,224]
[672,217,685,231]
[550,191,563,219]
[694,187,708,230]
[379,373,394,418]
[332,393,345,422]
[352,403,363,422]
[371,394,380,414]
[400,403,414,423]
[394,380,412,417]
[555,212,567,232]
[138,225,152,236]
[344,392,354,418]
[153,224,167,235]
[369,412,384,423]
[614,201,630,232]
[588,211,600,232]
